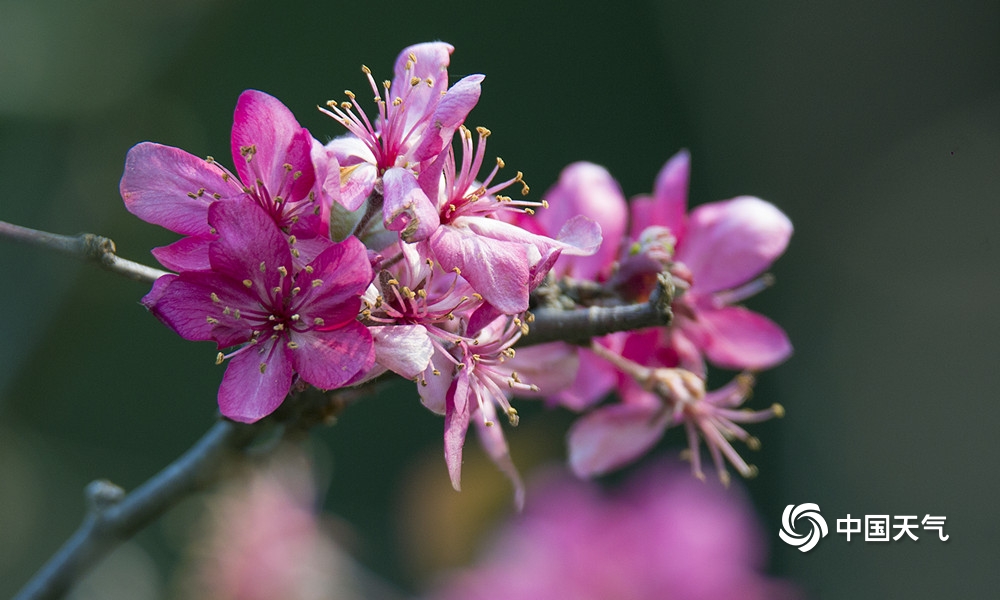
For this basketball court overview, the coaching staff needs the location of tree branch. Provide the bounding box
[11,384,364,600]
[0,220,168,283]
[521,272,675,346]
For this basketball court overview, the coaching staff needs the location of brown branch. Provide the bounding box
[521,272,675,346]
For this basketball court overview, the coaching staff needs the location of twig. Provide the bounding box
[12,419,261,600]
[12,386,360,600]
[521,272,675,346]
[0,221,168,283]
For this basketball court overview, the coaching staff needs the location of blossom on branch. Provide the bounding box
[142,200,374,422]
[121,90,329,271]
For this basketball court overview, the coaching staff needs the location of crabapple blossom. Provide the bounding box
[142,200,374,423]
[121,90,328,271]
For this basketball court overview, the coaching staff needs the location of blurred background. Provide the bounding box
[1,0,997,598]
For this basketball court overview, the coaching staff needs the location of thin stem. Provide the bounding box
[520,272,675,347]
[12,386,361,600]
[0,221,168,283]
[12,419,261,600]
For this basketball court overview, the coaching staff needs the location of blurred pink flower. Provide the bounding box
[428,461,800,600]
[185,452,362,600]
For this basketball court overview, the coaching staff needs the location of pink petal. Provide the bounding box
[429,224,530,315]
[142,272,253,348]
[502,342,580,399]
[677,196,792,294]
[370,324,434,379]
[567,403,668,477]
[382,167,441,242]
[444,372,472,491]
[326,137,377,212]
[219,339,294,423]
[695,305,793,370]
[120,142,239,235]
[419,348,458,415]
[393,42,454,132]
[292,236,371,325]
[551,346,619,410]
[629,149,690,240]
[290,321,374,390]
[151,235,213,272]
[230,90,315,202]
[207,201,291,298]
[541,162,627,280]
[412,74,484,163]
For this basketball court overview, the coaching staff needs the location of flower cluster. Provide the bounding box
[121,42,599,503]
[121,41,791,500]
[507,151,793,484]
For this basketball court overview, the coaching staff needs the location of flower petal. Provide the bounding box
[382,167,441,242]
[567,403,667,478]
[142,272,254,348]
[540,162,627,279]
[677,196,792,294]
[412,74,484,163]
[207,200,291,298]
[230,90,315,202]
[444,372,472,491]
[393,41,454,133]
[219,339,294,423]
[695,305,793,370]
[120,142,239,235]
[151,235,213,272]
[370,324,434,379]
[429,224,530,314]
[290,321,374,390]
[629,149,690,240]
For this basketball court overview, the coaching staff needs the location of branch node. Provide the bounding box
[85,479,125,513]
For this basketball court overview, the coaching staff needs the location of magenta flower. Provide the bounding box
[425,126,602,314]
[627,150,793,375]
[322,42,483,243]
[566,348,784,482]
[428,461,800,600]
[121,90,326,271]
[142,200,374,422]
[509,152,792,409]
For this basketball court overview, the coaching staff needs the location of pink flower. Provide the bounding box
[121,90,327,271]
[511,152,792,410]
[428,461,800,600]
[322,42,482,243]
[425,126,602,314]
[566,349,784,482]
[185,451,357,600]
[628,150,793,375]
[142,200,374,422]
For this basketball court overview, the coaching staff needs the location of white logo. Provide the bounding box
[779,503,828,552]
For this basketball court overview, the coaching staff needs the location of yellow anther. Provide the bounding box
[259,363,267,374]
[259,262,266,272]
[772,403,786,418]
[313,317,325,326]
[242,279,253,288]
[476,126,491,138]
[215,353,224,365]
[496,157,505,169]
[287,341,299,349]
[304,265,315,274]
[206,316,219,324]
[277,266,288,277]
[210,292,220,303]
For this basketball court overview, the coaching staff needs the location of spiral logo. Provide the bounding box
[779,503,828,552]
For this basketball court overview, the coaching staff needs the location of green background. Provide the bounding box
[1,0,997,598]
